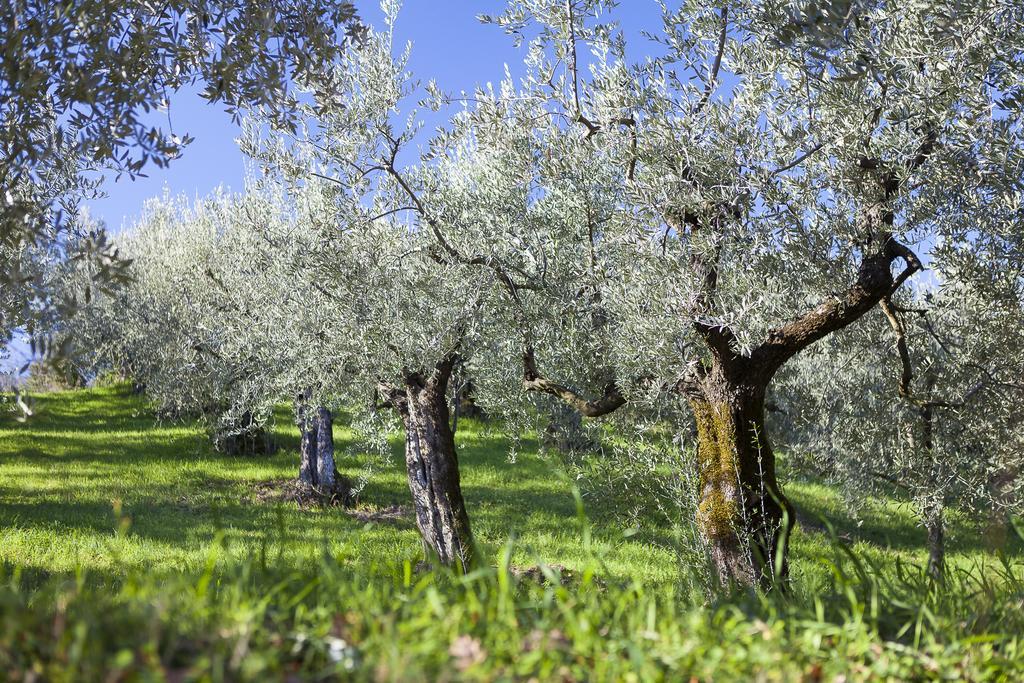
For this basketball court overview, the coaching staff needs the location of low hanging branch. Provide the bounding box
[521,348,625,417]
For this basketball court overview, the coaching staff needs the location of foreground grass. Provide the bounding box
[3,551,1023,682]
[1,386,1022,680]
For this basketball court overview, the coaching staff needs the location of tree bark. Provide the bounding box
[686,361,794,589]
[295,392,339,490]
[297,393,319,486]
[315,406,336,489]
[924,500,945,581]
[383,356,476,572]
[684,234,920,588]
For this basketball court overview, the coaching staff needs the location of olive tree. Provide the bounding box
[236,7,563,569]
[73,160,498,566]
[72,190,296,454]
[241,168,498,568]
[344,225,495,571]
[448,0,1024,588]
[1,0,361,361]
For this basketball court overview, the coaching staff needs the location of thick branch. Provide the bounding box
[522,348,625,417]
[750,237,922,379]
[693,321,738,362]
[428,350,459,391]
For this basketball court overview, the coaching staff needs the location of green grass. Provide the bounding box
[1,386,1022,681]
[0,386,683,581]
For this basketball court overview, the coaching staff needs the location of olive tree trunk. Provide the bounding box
[297,395,319,486]
[315,407,336,489]
[383,356,475,571]
[687,362,794,589]
[924,500,945,581]
[296,392,338,490]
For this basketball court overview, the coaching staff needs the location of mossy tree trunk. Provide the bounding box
[687,361,794,589]
[679,234,921,589]
[381,355,475,572]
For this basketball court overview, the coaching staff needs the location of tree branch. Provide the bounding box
[879,296,913,397]
[695,6,729,112]
[767,142,824,177]
[522,347,625,417]
[750,236,923,379]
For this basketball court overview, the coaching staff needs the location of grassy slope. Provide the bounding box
[0,386,676,581]
[1,385,1017,585]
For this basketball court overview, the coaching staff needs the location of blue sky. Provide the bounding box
[86,1,664,232]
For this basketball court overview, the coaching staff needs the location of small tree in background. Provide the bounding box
[777,278,1024,579]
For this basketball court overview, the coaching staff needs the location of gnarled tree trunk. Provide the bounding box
[687,362,794,589]
[383,356,475,572]
[295,392,344,497]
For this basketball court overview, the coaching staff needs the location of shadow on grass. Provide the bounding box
[3,387,1019,579]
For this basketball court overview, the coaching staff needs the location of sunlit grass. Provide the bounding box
[0,386,684,580]
[1,386,1019,583]
[2,386,1023,680]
